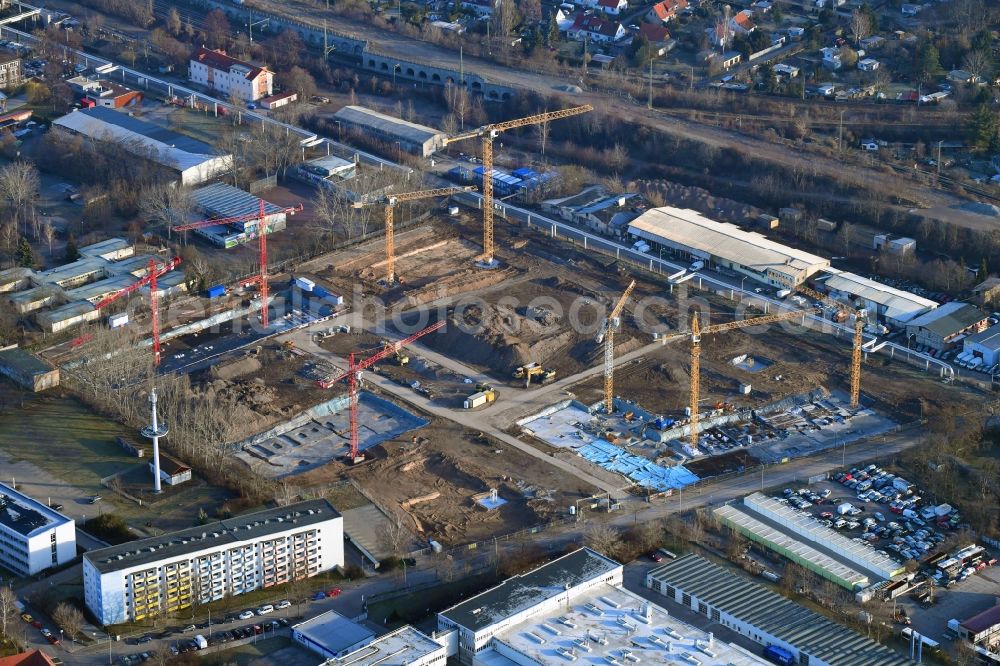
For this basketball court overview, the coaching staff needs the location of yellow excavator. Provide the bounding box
[513,362,556,385]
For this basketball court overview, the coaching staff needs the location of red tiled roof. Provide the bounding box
[733,10,754,29]
[649,0,687,19]
[0,651,59,666]
[638,23,670,42]
[190,47,268,81]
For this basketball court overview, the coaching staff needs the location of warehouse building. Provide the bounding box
[84,499,343,625]
[0,482,75,575]
[333,106,447,157]
[436,548,764,665]
[714,503,871,590]
[188,183,288,249]
[963,325,1000,368]
[905,301,989,352]
[628,207,829,287]
[0,347,59,392]
[960,605,1000,647]
[293,610,376,660]
[816,270,937,327]
[324,625,446,666]
[35,257,107,289]
[646,554,911,666]
[0,267,34,293]
[53,107,233,185]
[293,155,357,190]
[79,238,134,262]
[36,301,100,333]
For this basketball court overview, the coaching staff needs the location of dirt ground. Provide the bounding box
[299,420,594,546]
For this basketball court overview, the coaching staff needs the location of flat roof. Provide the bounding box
[329,626,442,666]
[0,267,34,287]
[907,302,985,336]
[333,105,445,145]
[962,605,1000,634]
[494,583,766,666]
[191,182,285,219]
[8,286,55,306]
[743,493,902,580]
[64,275,137,304]
[36,257,107,286]
[0,482,71,537]
[0,348,54,378]
[294,611,375,655]
[440,548,621,632]
[85,499,340,574]
[106,254,161,277]
[648,555,911,666]
[714,504,870,589]
[35,301,98,324]
[820,270,937,323]
[53,107,230,174]
[628,207,829,284]
[79,238,132,258]
[965,324,1000,352]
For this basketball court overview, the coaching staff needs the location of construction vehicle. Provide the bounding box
[603,279,636,414]
[351,186,474,285]
[173,200,304,328]
[688,307,811,450]
[317,320,444,463]
[281,340,296,350]
[444,105,592,265]
[94,256,182,366]
[513,362,556,384]
[382,340,410,365]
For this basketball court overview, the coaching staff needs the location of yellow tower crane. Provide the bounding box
[603,279,636,414]
[786,283,867,409]
[353,186,474,284]
[688,308,812,450]
[444,105,593,264]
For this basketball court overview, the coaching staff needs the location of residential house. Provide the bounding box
[646,0,688,24]
[859,35,885,50]
[589,0,628,15]
[858,58,880,71]
[460,0,499,14]
[715,51,742,70]
[773,63,800,78]
[786,26,805,39]
[83,81,144,108]
[637,24,671,55]
[751,0,772,12]
[188,47,272,103]
[947,69,981,85]
[730,10,755,35]
[972,277,1000,309]
[554,8,575,31]
[567,15,626,42]
[704,24,730,48]
[820,46,842,70]
[0,50,21,90]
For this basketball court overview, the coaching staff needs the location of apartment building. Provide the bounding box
[83,500,342,625]
[188,47,272,103]
[0,483,75,576]
[0,51,21,90]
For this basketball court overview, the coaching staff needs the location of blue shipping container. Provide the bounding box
[206,284,226,299]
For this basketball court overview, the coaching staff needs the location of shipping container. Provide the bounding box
[763,645,795,666]
[206,284,226,299]
[108,313,129,328]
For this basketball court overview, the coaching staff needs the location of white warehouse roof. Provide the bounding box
[820,270,937,323]
[53,107,232,184]
[965,324,1000,352]
[628,207,829,286]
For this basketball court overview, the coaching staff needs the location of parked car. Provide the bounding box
[238,610,255,620]
[275,600,291,610]
[312,591,327,601]
[256,605,274,616]
[327,588,343,597]
[648,551,663,562]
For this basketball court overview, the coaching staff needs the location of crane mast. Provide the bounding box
[604,279,636,414]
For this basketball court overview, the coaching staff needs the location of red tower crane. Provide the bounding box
[172,200,304,328]
[94,256,182,366]
[318,320,445,463]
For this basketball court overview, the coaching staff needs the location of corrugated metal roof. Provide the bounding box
[648,555,911,666]
[628,207,829,285]
[333,105,445,145]
[965,324,1000,352]
[907,302,986,336]
[820,270,937,323]
[191,183,284,219]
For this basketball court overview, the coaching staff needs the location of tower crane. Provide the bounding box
[172,200,304,328]
[317,320,445,463]
[688,308,811,450]
[603,279,636,414]
[94,256,182,366]
[352,186,475,284]
[782,282,866,409]
[444,105,592,265]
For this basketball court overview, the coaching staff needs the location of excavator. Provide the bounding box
[513,362,556,385]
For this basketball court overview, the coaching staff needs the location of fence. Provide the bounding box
[247,174,277,194]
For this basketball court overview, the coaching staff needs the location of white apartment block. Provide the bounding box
[188,48,273,103]
[83,500,342,625]
[0,483,75,576]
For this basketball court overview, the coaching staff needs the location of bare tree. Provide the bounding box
[166,7,181,36]
[445,83,470,131]
[51,602,85,640]
[0,587,17,639]
[849,10,871,46]
[584,522,620,558]
[0,162,39,236]
[140,183,194,240]
[41,221,54,257]
[536,117,550,156]
[963,49,992,83]
[377,514,409,557]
